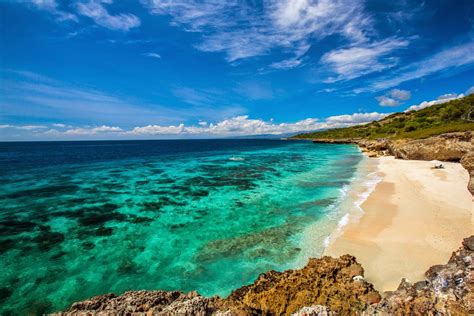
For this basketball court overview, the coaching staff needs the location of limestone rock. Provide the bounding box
[461,152,474,195]
[373,235,474,315]
[222,255,380,315]
[389,131,473,161]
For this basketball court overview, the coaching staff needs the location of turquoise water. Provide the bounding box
[0,140,362,314]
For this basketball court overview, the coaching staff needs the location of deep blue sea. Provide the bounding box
[0,139,363,314]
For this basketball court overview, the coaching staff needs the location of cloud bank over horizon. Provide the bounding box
[0,112,389,140]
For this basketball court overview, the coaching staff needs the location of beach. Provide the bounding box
[324,156,473,292]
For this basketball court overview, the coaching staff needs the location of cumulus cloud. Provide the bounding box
[127,113,389,137]
[405,93,464,112]
[142,0,374,69]
[389,89,411,100]
[4,112,390,139]
[376,88,411,106]
[64,125,123,135]
[466,86,474,95]
[76,0,141,31]
[376,96,401,107]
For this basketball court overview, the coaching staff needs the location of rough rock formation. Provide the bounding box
[388,131,473,162]
[314,131,474,195]
[461,152,474,195]
[54,255,380,315]
[222,255,380,315]
[54,236,473,315]
[52,290,221,315]
[370,235,474,315]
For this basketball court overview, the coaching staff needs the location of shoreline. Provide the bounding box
[324,155,473,292]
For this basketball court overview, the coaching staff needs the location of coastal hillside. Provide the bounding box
[294,94,474,140]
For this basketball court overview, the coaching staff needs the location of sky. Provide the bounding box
[1,0,473,140]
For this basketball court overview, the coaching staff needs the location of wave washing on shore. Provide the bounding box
[295,154,381,265]
[0,139,365,315]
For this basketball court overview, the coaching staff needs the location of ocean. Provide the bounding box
[0,139,364,314]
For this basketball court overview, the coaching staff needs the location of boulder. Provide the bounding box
[460,152,474,195]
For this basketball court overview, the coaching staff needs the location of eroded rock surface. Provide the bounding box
[388,131,473,162]
[54,236,473,315]
[315,132,474,195]
[54,255,380,315]
[370,235,474,315]
[222,255,380,315]
[461,152,474,195]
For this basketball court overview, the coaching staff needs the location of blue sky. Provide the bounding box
[1,0,473,140]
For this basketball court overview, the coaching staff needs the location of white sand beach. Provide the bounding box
[324,156,473,292]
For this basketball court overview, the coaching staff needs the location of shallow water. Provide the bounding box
[0,139,362,314]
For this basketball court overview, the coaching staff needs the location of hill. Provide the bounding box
[293,94,474,140]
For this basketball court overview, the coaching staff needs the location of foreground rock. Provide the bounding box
[222,255,380,315]
[54,236,473,315]
[54,255,380,315]
[370,235,474,315]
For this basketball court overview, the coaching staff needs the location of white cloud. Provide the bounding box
[466,86,474,95]
[126,112,389,137]
[64,125,123,135]
[76,0,141,31]
[376,96,401,107]
[389,89,411,100]
[270,58,303,70]
[142,0,373,69]
[376,88,411,106]
[31,0,77,21]
[143,52,161,59]
[405,93,464,112]
[0,124,47,130]
[371,42,474,91]
[4,112,390,139]
[324,112,388,124]
[321,38,409,82]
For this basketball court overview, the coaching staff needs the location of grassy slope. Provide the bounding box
[294,94,474,140]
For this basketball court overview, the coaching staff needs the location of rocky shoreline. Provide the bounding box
[52,236,473,315]
[312,131,474,195]
[51,133,473,315]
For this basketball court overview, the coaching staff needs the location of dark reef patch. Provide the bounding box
[33,227,65,251]
[141,197,186,212]
[128,216,153,224]
[0,219,37,236]
[0,239,15,254]
[2,185,79,199]
[0,287,12,303]
[73,203,127,227]
[82,241,95,250]
[95,226,114,236]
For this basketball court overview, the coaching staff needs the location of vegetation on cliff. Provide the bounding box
[294,94,474,140]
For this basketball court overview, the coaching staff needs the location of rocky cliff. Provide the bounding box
[314,131,474,195]
[54,236,473,315]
